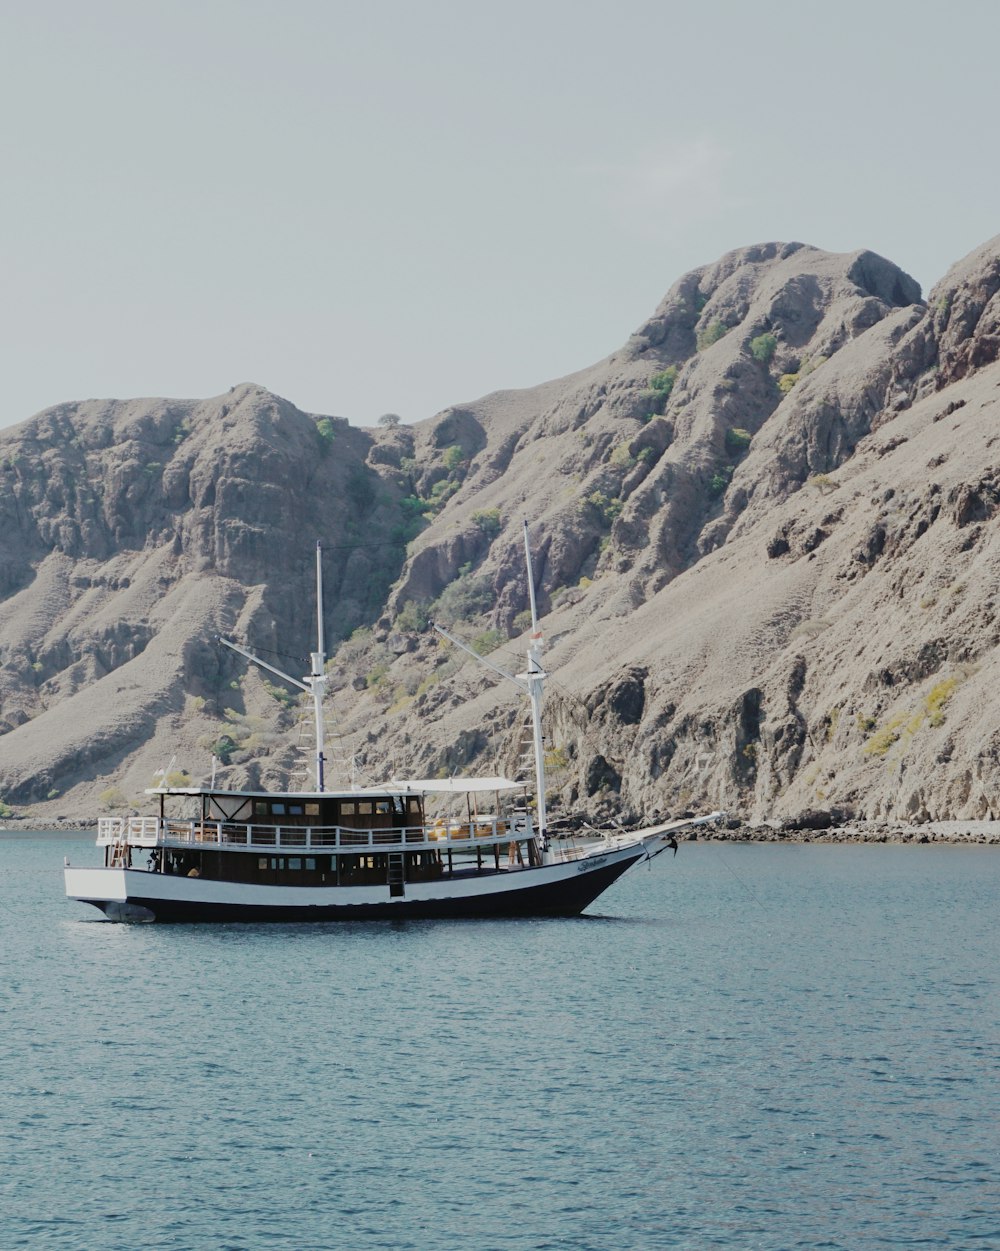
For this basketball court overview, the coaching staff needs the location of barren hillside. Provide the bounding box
[2,236,1000,825]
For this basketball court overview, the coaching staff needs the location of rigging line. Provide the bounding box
[709,842,769,912]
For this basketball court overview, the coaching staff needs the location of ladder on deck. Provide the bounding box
[387,852,405,898]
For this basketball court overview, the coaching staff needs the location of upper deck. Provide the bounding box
[102,777,538,857]
[98,811,532,855]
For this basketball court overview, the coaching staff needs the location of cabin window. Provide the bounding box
[288,804,303,816]
[254,801,269,816]
[341,802,356,816]
[288,857,302,870]
[305,803,320,817]
[407,797,422,814]
[358,801,373,816]
[305,857,316,870]
[258,858,268,869]
[376,800,391,815]
[272,803,286,816]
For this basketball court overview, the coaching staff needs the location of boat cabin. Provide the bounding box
[99,777,540,891]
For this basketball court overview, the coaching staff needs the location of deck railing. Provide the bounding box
[97,814,532,853]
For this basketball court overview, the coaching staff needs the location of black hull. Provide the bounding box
[102,855,641,923]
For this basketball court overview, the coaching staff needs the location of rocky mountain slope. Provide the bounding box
[2,236,1000,825]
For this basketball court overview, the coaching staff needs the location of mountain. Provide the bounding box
[2,236,999,826]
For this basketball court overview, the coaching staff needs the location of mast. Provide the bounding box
[312,540,328,790]
[522,519,548,847]
[219,541,329,792]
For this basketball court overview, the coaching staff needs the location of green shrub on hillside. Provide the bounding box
[725,427,752,454]
[396,600,431,632]
[471,507,502,538]
[432,574,493,625]
[472,629,506,655]
[649,366,678,398]
[585,491,624,526]
[750,332,777,363]
[315,417,336,451]
[697,320,729,351]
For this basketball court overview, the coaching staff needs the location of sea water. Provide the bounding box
[1,832,998,1251]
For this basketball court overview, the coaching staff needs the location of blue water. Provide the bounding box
[2,833,999,1250]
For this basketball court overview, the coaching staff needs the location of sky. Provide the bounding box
[2,0,998,431]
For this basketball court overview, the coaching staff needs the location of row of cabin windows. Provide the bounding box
[250,797,423,820]
[256,855,434,873]
[253,801,320,818]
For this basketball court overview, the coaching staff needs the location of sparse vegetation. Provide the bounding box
[808,474,840,495]
[443,445,465,472]
[378,413,402,427]
[472,629,506,656]
[584,491,624,526]
[315,417,336,451]
[263,678,298,709]
[0,798,14,818]
[864,714,907,757]
[649,366,679,399]
[431,573,493,626]
[925,677,959,727]
[778,372,799,393]
[609,443,636,470]
[366,659,392,689]
[697,319,729,351]
[396,600,431,632]
[153,770,193,788]
[750,332,777,363]
[471,507,502,538]
[99,787,128,810]
[725,428,752,455]
[708,467,733,497]
[545,746,570,770]
[210,735,238,765]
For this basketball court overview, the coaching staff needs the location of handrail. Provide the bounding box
[97,814,533,852]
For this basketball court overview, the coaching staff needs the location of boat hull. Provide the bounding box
[65,842,650,923]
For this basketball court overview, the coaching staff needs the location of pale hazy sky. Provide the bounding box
[2,0,997,431]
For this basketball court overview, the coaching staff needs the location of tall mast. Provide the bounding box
[312,540,328,791]
[522,519,548,846]
[218,541,329,792]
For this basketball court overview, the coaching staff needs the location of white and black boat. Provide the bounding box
[65,528,721,922]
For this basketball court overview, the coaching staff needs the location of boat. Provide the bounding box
[65,527,722,922]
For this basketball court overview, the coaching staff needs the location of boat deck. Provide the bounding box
[97,815,604,863]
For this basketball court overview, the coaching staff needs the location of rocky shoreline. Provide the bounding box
[703,820,1000,845]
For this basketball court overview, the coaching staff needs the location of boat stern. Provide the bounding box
[64,866,154,921]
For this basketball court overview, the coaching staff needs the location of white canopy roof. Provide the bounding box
[388,775,526,795]
[147,775,526,799]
